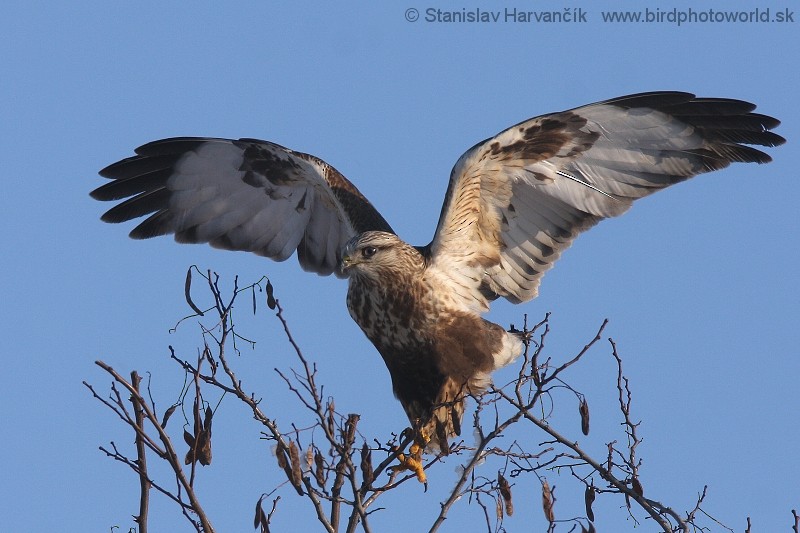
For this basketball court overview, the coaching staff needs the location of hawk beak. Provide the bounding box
[340,254,354,271]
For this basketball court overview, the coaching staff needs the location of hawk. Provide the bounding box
[91,92,784,453]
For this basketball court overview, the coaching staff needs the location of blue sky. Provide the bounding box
[2,1,798,531]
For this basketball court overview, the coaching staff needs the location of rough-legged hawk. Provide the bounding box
[91,92,784,452]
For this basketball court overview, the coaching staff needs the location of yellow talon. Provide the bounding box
[409,442,422,456]
[390,429,429,483]
[405,455,427,483]
[393,448,426,483]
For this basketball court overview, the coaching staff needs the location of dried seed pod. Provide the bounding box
[184,434,203,465]
[266,279,276,310]
[253,495,267,530]
[183,429,195,447]
[631,476,644,497]
[196,429,212,466]
[360,442,374,487]
[161,404,177,429]
[584,485,596,522]
[344,414,359,448]
[276,441,303,496]
[541,479,555,522]
[288,441,302,488]
[190,406,213,466]
[326,400,336,435]
[183,417,212,467]
[184,268,204,316]
[204,406,213,429]
[275,443,288,470]
[498,472,513,516]
[579,397,590,436]
[314,450,326,488]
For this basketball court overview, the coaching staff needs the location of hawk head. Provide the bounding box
[339,231,424,281]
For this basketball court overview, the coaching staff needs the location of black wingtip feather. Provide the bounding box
[609,91,785,162]
[666,97,759,116]
[129,210,176,239]
[98,154,141,179]
[134,137,223,156]
[601,91,696,110]
[90,167,174,201]
[100,188,171,223]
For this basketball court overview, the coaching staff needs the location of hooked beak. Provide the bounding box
[339,253,356,273]
[338,239,359,274]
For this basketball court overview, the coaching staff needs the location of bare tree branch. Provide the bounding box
[84,362,215,532]
[86,270,785,532]
[130,372,150,533]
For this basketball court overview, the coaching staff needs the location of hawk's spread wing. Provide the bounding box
[427,92,785,310]
[92,137,393,276]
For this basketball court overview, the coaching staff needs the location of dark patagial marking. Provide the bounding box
[530,171,551,182]
[491,116,575,160]
[565,137,599,158]
[323,165,394,235]
[242,170,266,188]
[238,142,303,186]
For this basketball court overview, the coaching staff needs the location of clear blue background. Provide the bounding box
[1,1,797,531]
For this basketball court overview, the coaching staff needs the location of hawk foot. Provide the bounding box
[391,427,429,483]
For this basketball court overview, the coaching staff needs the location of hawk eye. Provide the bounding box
[361,246,378,258]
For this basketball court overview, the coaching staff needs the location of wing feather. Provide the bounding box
[426,92,784,307]
[92,137,393,276]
